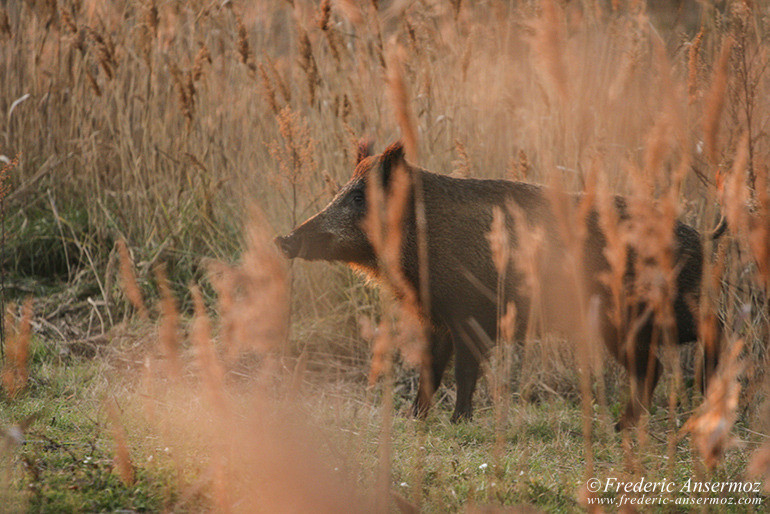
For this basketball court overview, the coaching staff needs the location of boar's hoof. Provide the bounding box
[450,410,472,424]
[615,406,641,432]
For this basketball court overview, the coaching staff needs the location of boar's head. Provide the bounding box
[275,140,408,269]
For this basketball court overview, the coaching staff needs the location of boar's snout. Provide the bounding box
[274,198,372,263]
[274,234,299,259]
[273,225,337,261]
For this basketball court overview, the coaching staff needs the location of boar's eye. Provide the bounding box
[351,191,365,207]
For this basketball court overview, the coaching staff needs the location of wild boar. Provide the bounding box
[275,141,723,429]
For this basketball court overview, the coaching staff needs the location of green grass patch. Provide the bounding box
[1,338,169,512]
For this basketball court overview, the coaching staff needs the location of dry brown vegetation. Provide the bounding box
[1,0,770,511]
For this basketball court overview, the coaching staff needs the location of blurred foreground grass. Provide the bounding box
[0,331,763,512]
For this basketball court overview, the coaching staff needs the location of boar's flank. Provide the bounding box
[275,141,723,430]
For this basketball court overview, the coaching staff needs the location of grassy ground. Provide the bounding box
[0,328,766,512]
[2,0,770,512]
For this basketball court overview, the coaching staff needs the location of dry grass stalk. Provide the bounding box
[318,0,332,31]
[192,44,212,82]
[492,299,516,485]
[703,37,734,166]
[321,169,339,197]
[85,25,117,80]
[257,62,280,115]
[595,185,628,338]
[682,340,744,469]
[487,207,509,277]
[491,299,515,492]
[297,26,320,106]
[688,28,704,106]
[60,5,78,35]
[359,313,398,511]
[233,10,256,76]
[140,356,156,423]
[362,162,426,384]
[385,40,418,162]
[154,265,182,379]
[1,300,32,397]
[208,210,289,359]
[190,285,226,411]
[748,442,770,493]
[698,242,726,394]
[546,181,599,487]
[357,145,427,510]
[530,0,568,103]
[210,452,232,514]
[85,70,101,96]
[362,163,418,318]
[720,132,750,237]
[317,0,342,64]
[144,0,159,36]
[169,61,195,125]
[0,7,10,40]
[106,401,135,486]
[624,188,678,334]
[608,21,641,103]
[135,22,153,67]
[747,168,769,289]
[383,41,430,388]
[265,53,292,104]
[0,154,14,201]
[719,131,769,288]
[363,317,391,387]
[271,107,317,185]
[269,106,318,226]
[517,150,531,180]
[643,113,675,189]
[665,341,683,478]
[337,0,364,25]
[355,138,373,166]
[452,139,471,178]
[731,150,769,289]
[376,334,394,513]
[508,205,545,339]
[117,239,148,320]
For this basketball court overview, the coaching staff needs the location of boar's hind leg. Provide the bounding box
[617,322,662,431]
[411,325,454,418]
[450,327,485,423]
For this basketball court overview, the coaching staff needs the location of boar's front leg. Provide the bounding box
[617,320,662,431]
[411,325,454,418]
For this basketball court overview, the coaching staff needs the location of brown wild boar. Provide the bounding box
[275,141,724,429]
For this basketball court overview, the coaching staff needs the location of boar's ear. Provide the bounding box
[355,138,374,165]
[380,141,406,188]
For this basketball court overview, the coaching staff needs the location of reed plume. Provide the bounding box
[154,265,182,379]
[117,239,148,320]
[385,40,418,162]
[297,26,321,106]
[190,285,226,411]
[682,340,744,469]
[704,37,734,165]
[107,401,135,486]
[1,300,32,397]
[688,28,704,106]
[530,0,568,103]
